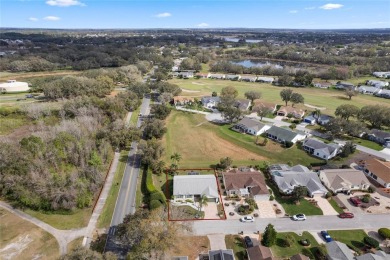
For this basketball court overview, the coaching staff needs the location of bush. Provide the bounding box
[145,168,156,193]
[149,199,163,210]
[362,196,370,203]
[364,236,379,248]
[301,248,314,259]
[325,192,332,199]
[378,228,390,239]
[368,186,376,193]
[269,195,275,201]
[150,191,166,205]
[285,141,294,148]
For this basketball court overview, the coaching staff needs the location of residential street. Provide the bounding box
[192,214,390,235]
[104,95,150,255]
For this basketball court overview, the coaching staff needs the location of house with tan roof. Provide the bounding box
[252,100,278,113]
[247,245,276,260]
[222,169,269,201]
[363,158,390,188]
[313,81,332,89]
[319,169,371,193]
[277,106,305,119]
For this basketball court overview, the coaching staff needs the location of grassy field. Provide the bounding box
[0,208,59,259]
[271,231,320,258]
[225,235,247,260]
[97,149,129,229]
[67,237,83,252]
[0,114,28,135]
[170,78,390,115]
[327,229,369,254]
[162,110,323,168]
[24,208,91,230]
[167,236,210,260]
[0,70,80,81]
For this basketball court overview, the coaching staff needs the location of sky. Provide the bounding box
[1,0,390,29]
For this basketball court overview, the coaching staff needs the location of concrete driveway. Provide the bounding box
[207,234,226,250]
[336,193,363,214]
[314,197,338,215]
[203,202,220,219]
[256,201,276,218]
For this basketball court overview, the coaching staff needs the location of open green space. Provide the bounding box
[345,137,385,151]
[0,114,28,135]
[129,106,141,126]
[169,78,390,115]
[327,229,369,254]
[97,149,129,228]
[225,235,247,260]
[271,231,320,258]
[24,208,91,230]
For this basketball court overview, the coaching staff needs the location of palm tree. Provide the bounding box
[198,194,209,212]
[313,108,321,118]
[152,160,165,175]
[170,152,182,165]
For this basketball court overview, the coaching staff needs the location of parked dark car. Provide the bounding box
[339,212,354,218]
[321,231,333,242]
[350,197,362,206]
[244,236,253,248]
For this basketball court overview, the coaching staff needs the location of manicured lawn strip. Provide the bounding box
[129,106,141,126]
[97,149,128,228]
[24,208,91,230]
[329,197,345,214]
[327,229,368,254]
[349,137,384,151]
[267,181,323,216]
[225,235,247,260]
[0,114,28,135]
[271,231,319,258]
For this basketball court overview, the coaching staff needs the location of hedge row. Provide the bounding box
[145,167,166,210]
[146,168,156,193]
[378,228,390,239]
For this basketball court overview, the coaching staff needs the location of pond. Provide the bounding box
[224,37,263,43]
[230,59,283,69]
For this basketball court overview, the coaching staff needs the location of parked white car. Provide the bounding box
[240,216,254,223]
[291,214,306,221]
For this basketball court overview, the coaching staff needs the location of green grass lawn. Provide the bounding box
[267,181,323,216]
[271,231,320,258]
[97,149,129,228]
[129,106,141,126]
[349,137,384,151]
[0,115,28,135]
[24,208,91,230]
[225,235,247,260]
[327,229,369,254]
[329,197,345,214]
[170,78,390,115]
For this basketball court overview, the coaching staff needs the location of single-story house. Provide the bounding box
[208,249,235,260]
[355,251,390,260]
[302,138,341,160]
[252,100,277,113]
[367,79,389,88]
[241,75,257,82]
[178,71,194,79]
[222,169,269,201]
[208,73,226,80]
[290,254,310,260]
[363,158,390,188]
[173,96,195,106]
[201,96,220,108]
[173,175,220,202]
[326,241,354,260]
[247,245,276,260]
[373,71,390,78]
[269,164,312,175]
[277,106,305,119]
[313,81,332,89]
[233,117,271,136]
[272,171,328,197]
[196,73,209,78]
[357,85,381,95]
[256,76,274,83]
[303,115,316,125]
[367,129,390,148]
[266,126,307,144]
[235,99,251,111]
[335,81,355,90]
[375,89,390,99]
[226,74,241,81]
[315,114,334,126]
[319,169,371,193]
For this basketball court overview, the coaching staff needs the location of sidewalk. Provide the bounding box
[82,151,121,247]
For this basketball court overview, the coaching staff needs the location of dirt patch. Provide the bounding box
[191,82,205,86]
[304,103,326,110]
[166,236,210,259]
[0,209,59,260]
[182,88,201,92]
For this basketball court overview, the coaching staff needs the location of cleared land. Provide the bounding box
[162,110,323,168]
[166,236,210,259]
[0,208,59,259]
[169,78,390,115]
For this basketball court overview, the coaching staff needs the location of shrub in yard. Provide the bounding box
[149,200,162,210]
[364,237,379,248]
[368,186,376,193]
[282,234,294,247]
[362,196,370,203]
[269,195,275,201]
[262,224,277,247]
[313,245,327,260]
[301,248,314,259]
[378,228,390,239]
[325,192,332,199]
[150,191,166,204]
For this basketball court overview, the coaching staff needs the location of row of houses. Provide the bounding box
[326,241,389,260]
[373,71,390,78]
[172,71,275,83]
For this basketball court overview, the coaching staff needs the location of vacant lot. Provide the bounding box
[166,236,210,259]
[0,208,59,259]
[169,78,390,115]
[162,111,268,168]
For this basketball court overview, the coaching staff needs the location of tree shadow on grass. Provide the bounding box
[161,179,173,199]
[335,96,350,100]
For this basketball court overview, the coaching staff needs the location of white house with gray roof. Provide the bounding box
[256,76,274,83]
[367,79,389,88]
[357,85,382,95]
[201,96,220,108]
[173,175,220,203]
[326,241,354,260]
[319,169,371,193]
[233,117,271,136]
[302,138,341,160]
[266,126,307,144]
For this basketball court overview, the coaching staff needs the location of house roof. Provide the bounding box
[266,126,303,142]
[355,251,390,260]
[320,169,370,191]
[314,81,332,86]
[246,245,274,260]
[241,75,257,80]
[273,172,328,195]
[235,99,251,110]
[358,86,380,93]
[369,129,390,139]
[252,100,277,111]
[209,249,235,260]
[173,175,219,198]
[326,241,355,260]
[235,117,269,132]
[257,76,274,82]
[303,138,340,156]
[364,159,390,183]
[201,96,220,103]
[173,96,195,102]
[290,254,310,260]
[223,170,269,196]
[304,115,316,121]
[277,106,305,116]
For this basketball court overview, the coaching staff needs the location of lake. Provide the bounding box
[224,37,263,43]
[230,60,283,69]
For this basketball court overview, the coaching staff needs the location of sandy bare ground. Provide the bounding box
[181,88,201,92]
[191,82,205,86]
[0,235,33,260]
[304,103,326,110]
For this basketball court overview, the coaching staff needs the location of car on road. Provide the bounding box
[339,212,354,218]
[244,236,254,248]
[350,197,362,206]
[291,214,306,221]
[240,216,254,223]
[321,231,333,242]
